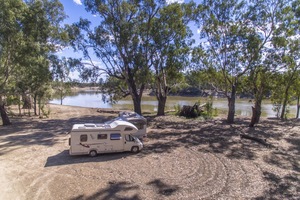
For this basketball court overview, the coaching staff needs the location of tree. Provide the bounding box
[292,77,300,119]
[244,0,295,125]
[50,56,72,105]
[195,0,261,123]
[246,66,273,126]
[0,0,25,125]
[0,0,66,125]
[68,0,162,115]
[149,2,194,116]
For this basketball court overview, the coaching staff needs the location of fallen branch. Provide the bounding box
[240,134,271,147]
[96,109,120,114]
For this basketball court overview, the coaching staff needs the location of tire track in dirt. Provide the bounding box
[103,146,267,199]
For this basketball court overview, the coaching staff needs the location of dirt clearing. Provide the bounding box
[0,104,299,199]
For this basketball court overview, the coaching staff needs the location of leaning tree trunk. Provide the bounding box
[249,98,262,127]
[227,85,236,124]
[156,94,167,116]
[0,97,11,126]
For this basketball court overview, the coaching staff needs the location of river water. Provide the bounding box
[50,91,298,118]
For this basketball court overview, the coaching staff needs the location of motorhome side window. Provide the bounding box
[110,133,121,140]
[80,134,88,142]
[98,134,107,140]
[125,135,134,141]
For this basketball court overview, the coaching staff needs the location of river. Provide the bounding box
[49,91,298,118]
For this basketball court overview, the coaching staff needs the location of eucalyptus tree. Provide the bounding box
[0,0,66,125]
[149,2,195,116]
[243,0,291,125]
[50,55,72,105]
[245,66,273,126]
[0,0,25,125]
[276,3,300,119]
[292,77,300,119]
[271,57,300,119]
[68,0,163,115]
[249,0,300,119]
[194,0,262,123]
[19,0,66,116]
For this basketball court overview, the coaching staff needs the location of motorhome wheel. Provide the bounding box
[89,150,97,157]
[131,146,139,153]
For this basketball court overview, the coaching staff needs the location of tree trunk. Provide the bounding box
[157,94,167,116]
[249,97,263,127]
[60,89,63,105]
[127,74,144,115]
[227,85,236,123]
[0,97,11,126]
[18,95,21,116]
[280,86,289,119]
[33,94,37,116]
[296,95,300,119]
[38,96,41,116]
[132,96,142,115]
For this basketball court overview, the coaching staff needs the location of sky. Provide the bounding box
[59,0,200,79]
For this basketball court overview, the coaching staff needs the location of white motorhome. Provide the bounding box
[106,111,147,139]
[69,120,143,156]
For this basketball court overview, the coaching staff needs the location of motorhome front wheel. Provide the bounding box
[131,146,139,153]
[89,150,97,157]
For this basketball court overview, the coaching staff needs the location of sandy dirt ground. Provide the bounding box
[0,104,299,200]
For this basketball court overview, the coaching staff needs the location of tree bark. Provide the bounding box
[132,96,142,115]
[157,94,167,116]
[0,97,11,126]
[296,95,300,119]
[33,94,37,116]
[249,97,262,127]
[280,86,290,119]
[60,89,63,105]
[227,85,236,123]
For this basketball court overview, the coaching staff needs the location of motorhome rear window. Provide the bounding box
[80,134,88,142]
[110,133,121,140]
[98,134,107,140]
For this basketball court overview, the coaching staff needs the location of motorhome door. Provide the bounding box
[124,134,135,151]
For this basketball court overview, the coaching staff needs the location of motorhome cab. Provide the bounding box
[69,120,143,156]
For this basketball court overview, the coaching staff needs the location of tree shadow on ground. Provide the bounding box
[44,150,132,167]
[147,179,179,196]
[144,116,300,199]
[70,181,141,200]
[0,115,115,155]
[69,178,179,200]
[255,171,300,200]
[144,116,300,159]
[142,122,257,160]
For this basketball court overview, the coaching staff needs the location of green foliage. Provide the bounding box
[0,0,66,123]
[41,104,51,118]
[200,97,215,119]
[174,104,181,116]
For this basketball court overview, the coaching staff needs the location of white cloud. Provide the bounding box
[166,0,184,4]
[73,0,82,5]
